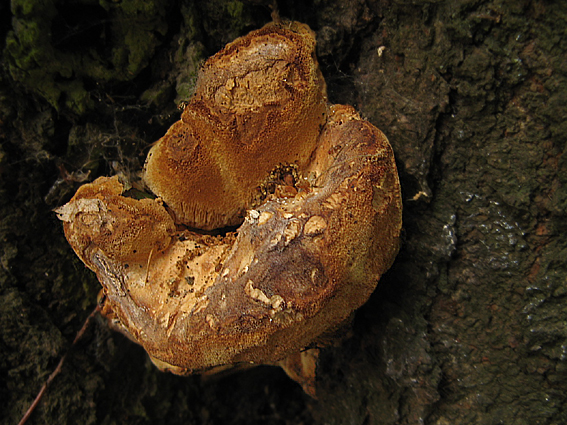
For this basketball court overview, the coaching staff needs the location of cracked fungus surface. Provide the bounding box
[56,21,402,392]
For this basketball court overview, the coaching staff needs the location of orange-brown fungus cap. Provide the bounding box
[143,21,327,230]
[55,176,175,267]
[57,22,402,396]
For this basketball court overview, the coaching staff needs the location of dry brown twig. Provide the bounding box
[18,304,102,425]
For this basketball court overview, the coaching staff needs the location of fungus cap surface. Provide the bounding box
[143,21,327,230]
[56,176,175,266]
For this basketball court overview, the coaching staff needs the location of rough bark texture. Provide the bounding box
[1,0,566,424]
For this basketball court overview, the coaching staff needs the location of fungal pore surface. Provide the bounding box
[56,21,402,396]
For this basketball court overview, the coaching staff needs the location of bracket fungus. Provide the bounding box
[144,21,327,230]
[56,21,402,396]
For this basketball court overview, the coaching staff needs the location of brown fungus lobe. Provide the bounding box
[143,21,327,230]
[56,176,175,266]
[57,21,402,396]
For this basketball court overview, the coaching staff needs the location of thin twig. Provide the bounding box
[18,304,102,425]
[144,248,154,285]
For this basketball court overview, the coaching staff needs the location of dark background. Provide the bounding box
[1,0,566,424]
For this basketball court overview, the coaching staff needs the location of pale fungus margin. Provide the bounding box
[56,21,402,396]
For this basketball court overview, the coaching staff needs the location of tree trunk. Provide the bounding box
[1,0,566,424]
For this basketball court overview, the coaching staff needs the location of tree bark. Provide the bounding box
[1,0,566,424]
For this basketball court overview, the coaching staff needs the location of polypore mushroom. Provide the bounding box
[56,21,402,396]
[143,21,327,230]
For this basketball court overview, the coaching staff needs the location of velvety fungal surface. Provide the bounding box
[143,21,328,230]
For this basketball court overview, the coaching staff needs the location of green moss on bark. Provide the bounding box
[5,0,169,114]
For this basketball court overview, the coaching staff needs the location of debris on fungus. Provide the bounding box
[56,21,402,396]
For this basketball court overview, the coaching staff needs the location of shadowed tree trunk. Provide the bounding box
[1,0,566,424]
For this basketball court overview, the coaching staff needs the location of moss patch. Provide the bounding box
[5,0,169,114]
